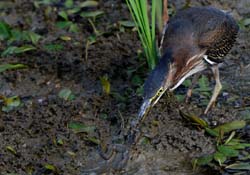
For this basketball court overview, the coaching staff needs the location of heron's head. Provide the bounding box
[138,51,173,119]
[138,48,206,119]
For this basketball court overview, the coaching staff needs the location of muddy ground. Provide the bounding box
[0,0,250,175]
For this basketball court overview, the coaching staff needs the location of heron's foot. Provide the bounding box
[204,65,222,114]
[204,100,216,114]
[185,73,201,103]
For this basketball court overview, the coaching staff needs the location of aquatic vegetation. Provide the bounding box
[126,0,163,70]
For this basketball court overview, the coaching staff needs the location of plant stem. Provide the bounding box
[163,0,169,24]
[126,0,159,70]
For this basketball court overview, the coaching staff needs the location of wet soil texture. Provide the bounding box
[0,0,250,175]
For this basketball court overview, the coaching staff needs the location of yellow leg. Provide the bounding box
[204,65,222,114]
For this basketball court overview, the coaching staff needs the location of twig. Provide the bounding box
[163,0,169,25]
[159,0,169,55]
[118,110,125,129]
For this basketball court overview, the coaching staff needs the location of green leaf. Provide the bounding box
[175,94,185,102]
[198,75,209,89]
[2,96,21,112]
[67,7,81,15]
[16,45,36,53]
[214,152,227,165]
[6,146,17,155]
[28,32,41,45]
[182,79,192,87]
[44,164,57,172]
[67,151,76,156]
[225,138,241,146]
[69,23,79,33]
[224,131,236,144]
[9,29,24,43]
[243,18,250,26]
[119,20,136,27]
[196,75,211,94]
[79,1,99,8]
[43,44,64,52]
[100,75,111,95]
[57,138,64,145]
[239,154,250,161]
[226,163,250,170]
[205,127,219,137]
[131,75,143,86]
[60,36,71,41]
[68,121,96,134]
[226,143,250,150]
[65,0,73,8]
[179,110,208,128]
[58,11,68,21]
[217,145,239,157]
[1,45,36,56]
[140,136,151,145]
[85,137,100,145]
[0,64,27,73]
[195,154,214,166]
[39,0,54,5]
[0,21,11,40]
[87,35,96,44]
[2,46,19,56]
[136,85,144,96]
[9,30,40,44]
[80,10,104,18]
[99,113,108,120]
[213,120,246,134]
[58,88,75,101]
[56,21,72,29]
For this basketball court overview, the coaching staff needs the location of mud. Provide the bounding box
[0,0,249,175]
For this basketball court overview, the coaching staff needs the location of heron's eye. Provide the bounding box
[155,88,163,97]
[150,88,164,103]
[158,88,163,93]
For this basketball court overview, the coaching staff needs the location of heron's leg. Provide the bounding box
[185,73,201,103]
[204,65,222,114]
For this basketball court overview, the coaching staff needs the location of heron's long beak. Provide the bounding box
[137,50,173,122]
[138,99,151,121]
[138,88,167,120]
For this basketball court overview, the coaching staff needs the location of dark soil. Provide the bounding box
[0,0,249,175]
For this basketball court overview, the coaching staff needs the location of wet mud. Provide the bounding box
[0,0,249,175]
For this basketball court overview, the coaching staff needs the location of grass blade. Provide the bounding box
[126,0,159,70]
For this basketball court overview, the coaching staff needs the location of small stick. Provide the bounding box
[159,0,169,55]
[163,0,169,25]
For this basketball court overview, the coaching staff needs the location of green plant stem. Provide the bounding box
[126,0,160,70]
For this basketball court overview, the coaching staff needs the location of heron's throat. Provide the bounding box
[170,53,207,91]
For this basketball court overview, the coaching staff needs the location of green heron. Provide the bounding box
[88,7,239,173]
[138,6,239,121]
